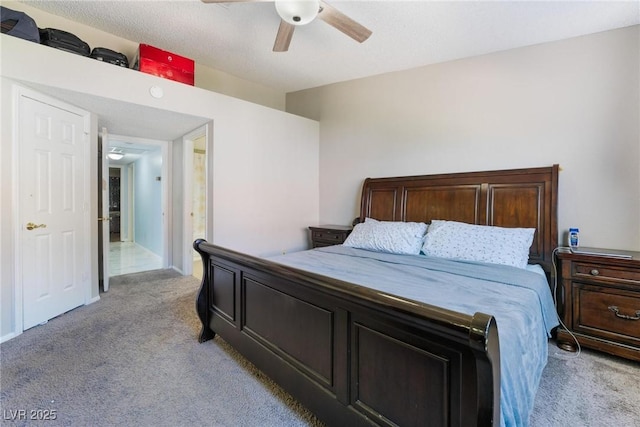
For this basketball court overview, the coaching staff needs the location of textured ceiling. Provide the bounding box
[20,0,640,93]
[12,0,640,151]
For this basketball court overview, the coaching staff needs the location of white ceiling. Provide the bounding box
[21,0,640,93]
[106,138,160,166]
[23,82,211,141]
[13,0,639,154]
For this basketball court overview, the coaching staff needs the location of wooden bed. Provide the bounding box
[194,165,559,426]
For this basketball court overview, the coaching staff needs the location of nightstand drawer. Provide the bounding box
[312,230,346,242]
[575,284,640,345]
[574,263,640,284]
[557,248,640,361]
[309,225,352,248]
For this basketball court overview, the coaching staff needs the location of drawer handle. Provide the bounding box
[590,269,599,276]
[608,306,640,321]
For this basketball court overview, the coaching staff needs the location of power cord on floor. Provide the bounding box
[551,246,581,359]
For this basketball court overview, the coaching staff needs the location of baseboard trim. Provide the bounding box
[0,331,19,344]
[86,295,100,305]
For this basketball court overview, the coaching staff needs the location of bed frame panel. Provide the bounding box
[194,165,558,426]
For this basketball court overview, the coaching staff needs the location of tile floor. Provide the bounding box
[109,241,204,280]
[192,257,203,281]
[109,241,162,276]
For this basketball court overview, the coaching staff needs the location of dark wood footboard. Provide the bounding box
[194,240,500,426]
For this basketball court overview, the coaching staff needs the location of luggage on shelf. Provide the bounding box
[0,6,40,43]
[39,28,90,56]
[90,47,129,68]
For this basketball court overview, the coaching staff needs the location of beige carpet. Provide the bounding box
[1,270,320,427]
[1,269,638,426]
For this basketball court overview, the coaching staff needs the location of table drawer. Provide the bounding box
[312,230,347,242]
[574,284,640,345]
[573,263,640,284]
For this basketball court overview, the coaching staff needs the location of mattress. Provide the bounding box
[270,245,559,426]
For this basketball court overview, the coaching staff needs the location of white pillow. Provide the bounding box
[421,220,535,269]
[343,218,428,255]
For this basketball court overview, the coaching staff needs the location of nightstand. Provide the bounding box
[308,225,352,248]
[556,248,640,361]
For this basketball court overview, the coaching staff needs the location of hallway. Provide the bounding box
[109,240,203,280]
[109,241,162,276]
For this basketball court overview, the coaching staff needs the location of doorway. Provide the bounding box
[181,124,212,280]
[109,167,121,242]
[102,134,169,278]
[191,135,207,280]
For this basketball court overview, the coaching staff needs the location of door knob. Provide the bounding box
[98,217,111,221]
[26,222,47,230]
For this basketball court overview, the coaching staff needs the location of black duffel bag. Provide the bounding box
[39,27,90,56]
[91,47,129,68]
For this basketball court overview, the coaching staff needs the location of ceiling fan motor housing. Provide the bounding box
[275,0,320,26]
[202,0,371,53]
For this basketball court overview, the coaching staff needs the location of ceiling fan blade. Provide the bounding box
[273,20,295,52]
[318,0,371,43]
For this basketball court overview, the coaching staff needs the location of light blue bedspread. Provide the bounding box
[269,245,559,427]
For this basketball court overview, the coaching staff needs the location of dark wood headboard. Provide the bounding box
[359,165,559,272]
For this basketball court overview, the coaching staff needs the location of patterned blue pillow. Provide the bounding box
[343,218,428,255]
[422,220,535,269]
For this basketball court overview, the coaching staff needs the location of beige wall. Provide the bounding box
[2,1,285,110]
[287,25,640,252]
[0,34,319,341]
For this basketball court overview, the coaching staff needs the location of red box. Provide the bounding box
[133,44,194,85]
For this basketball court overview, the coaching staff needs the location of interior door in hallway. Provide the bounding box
[18,93,89,330]
[99,127,110,292]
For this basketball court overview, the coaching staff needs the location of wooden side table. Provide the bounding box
[556,247,640,361]
[308,225,352,248]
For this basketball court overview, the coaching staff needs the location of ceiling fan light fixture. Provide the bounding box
[275,0,320,26]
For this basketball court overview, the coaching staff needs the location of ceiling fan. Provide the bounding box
[201,0,372,52]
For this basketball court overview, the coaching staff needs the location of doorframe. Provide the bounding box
[12,85,93,335]
[106,164,125,239]
[106,134,172,269]
[99,127,111,292]
[181,123,212,276]
[127,163,135,242]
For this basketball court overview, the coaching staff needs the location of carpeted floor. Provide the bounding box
[1,270,320,427]
[1,269,638,426]
[531,339,640,426]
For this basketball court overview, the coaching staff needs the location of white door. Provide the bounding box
[99,128,110,292]
[18,93,88,330]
